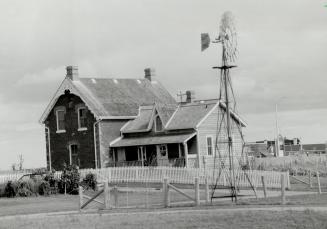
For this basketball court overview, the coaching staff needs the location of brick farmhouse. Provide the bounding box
[40,66,246,170]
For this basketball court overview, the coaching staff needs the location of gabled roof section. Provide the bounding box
[165,101,218,130]
[121,103,178,133]
[165,100,246,130]
[39,78,106,123]
[121,105,155,133]
[39,77,176,124]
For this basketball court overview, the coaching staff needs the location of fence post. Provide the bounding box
[281,174,286,205]
[308,170,312,188]
[205,177,210,204]
[163,178,170,207]
[104,182,110,209]
[195,177,200,206]
[261,176,267,199]
[113,185,118,208]
[79,186,83,211]
[317,170,322,194]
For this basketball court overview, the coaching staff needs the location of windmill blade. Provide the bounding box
[219,11,238,64]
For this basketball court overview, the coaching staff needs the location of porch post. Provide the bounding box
[183,142,188,168]
[141,146,144,167]
[178,144,181,158]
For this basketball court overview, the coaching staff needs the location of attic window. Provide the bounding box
[55,107,66,133]
[154,113,163,132]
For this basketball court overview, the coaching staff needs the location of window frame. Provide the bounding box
[154,114,163,132]
[77,106,87,131]
[55,108,66,133]
[159,144,167,157]
[69,144,79,165]
[206,136,213,156]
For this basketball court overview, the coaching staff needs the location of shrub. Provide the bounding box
[38,180,51,195]
[82,173,97,191]
[44,171,59,194]
[17,181,33,197]
[58,164,80,195]
[5,181,17,197]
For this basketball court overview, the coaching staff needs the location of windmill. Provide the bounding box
[201,12,254,202]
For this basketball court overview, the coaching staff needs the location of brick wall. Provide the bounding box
[45,93,96,170]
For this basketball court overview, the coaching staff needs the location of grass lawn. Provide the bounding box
[0,208,327,229]
[0,195,78,216]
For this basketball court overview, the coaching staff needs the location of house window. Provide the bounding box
[56,109,66,133]
[159,145,167,157]
[69,144,79,166]
[78,107,87,130]
[154,114,163,132]
[206,136,213,156]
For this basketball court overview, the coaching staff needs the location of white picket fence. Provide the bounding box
[0,167,289,189]
[0,173,26,184]
[58,167,290,189]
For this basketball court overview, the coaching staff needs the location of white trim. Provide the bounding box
[206,135,214,156]
[78,127,87,131]
[45,126,52,171]
[93,119,101,169]
[109,136,123,147]
[39,78,100,124]
[164,104,180,129]
[218,102,247,127]
[183,132,197,143]
[154,113,163,132]
[99,115,137,120]
[55,108,66,133]
[120,121,131,133]
[195,101,219,128]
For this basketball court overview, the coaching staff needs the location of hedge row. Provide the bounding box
[0,165,97,198]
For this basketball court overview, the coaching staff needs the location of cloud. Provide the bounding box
[16,66,65,86]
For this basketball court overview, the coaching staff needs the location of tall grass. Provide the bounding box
[250,154,327,176]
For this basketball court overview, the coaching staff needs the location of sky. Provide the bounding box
[0,0,326,170]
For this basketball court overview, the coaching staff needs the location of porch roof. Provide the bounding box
[110,132,196,147]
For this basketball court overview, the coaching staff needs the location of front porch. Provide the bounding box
[109,133,198,168]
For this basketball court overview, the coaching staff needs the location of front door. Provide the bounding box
[69,144,80,166]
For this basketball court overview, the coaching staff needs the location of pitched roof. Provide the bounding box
[75,78,176,116]
[119,100,246,133]
[121,103,178,133]
[40,77,176,123]
[121,105,154,133]
[165,101,217,130]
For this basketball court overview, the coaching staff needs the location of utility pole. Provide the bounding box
[275,104,280,157]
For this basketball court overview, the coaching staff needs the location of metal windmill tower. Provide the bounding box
[202,12,251,202]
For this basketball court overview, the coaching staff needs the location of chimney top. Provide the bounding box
[66,66,79,81]
[186,90,195,103]
[144,68,155,81]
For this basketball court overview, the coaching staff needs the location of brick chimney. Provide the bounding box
[144,68,155,81]
[186,90,195,103]
[66,66,79,81]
